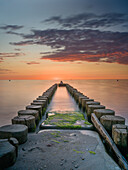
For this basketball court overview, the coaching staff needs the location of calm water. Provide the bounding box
[0,79,128,126]
[47,87,79,112]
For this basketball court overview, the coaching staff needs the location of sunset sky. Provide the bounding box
[0,0,128,80]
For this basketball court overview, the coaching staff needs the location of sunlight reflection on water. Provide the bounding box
[0,79,128,126]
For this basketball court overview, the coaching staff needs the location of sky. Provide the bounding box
[0,0,128,80]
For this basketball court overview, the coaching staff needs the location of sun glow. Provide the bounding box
[53,77,61,80]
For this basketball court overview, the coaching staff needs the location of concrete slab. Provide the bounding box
[7,130,120,170]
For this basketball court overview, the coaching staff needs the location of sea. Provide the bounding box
[0,79,128,126]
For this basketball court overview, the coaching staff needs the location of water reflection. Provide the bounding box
[0,80,57,126]
[0,79,128,126]
[47,86,79,112]
[65,79,128,125]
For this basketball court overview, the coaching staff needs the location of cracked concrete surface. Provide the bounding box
[7,130,120,170]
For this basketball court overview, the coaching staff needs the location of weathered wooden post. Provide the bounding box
[112,124,128,154]
[18,110,39,124]
[100,115,125,134]
[26,105,42,119]
[12,115,36,132]
[82,98,94,111]
[86,101,100,112]
[87,105,105,122]
[0,124,28,144]
[93,109,115,120]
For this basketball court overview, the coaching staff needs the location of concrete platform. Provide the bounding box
[7,130,120,170]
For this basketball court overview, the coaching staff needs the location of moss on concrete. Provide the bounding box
[89,151,96,154]
[42,111,92,129]
[73,149,85,154]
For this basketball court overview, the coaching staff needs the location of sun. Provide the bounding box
[53,77,60,80]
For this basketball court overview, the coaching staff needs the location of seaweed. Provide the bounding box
[73,149,85,154]
[88,151,96,154]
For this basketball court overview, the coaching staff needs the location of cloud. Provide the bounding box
[10,40,34,46]
[0,68,13,74]
[14,48,21,51]
[0,52,25,58]
[0,52,25,62]
[12,28,128,65]
[9,13,128,65]
[41,51,128,65]
[44,12,128,29]
[26,61,40,65]
[0,24,24,30]
[6,31,23,36]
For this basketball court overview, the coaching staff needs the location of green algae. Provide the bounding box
[89,151,96,154]
[84,121,92,125]
[43,111,91,129]
[42,108,46,115]
[50,132,61,137]
[52,140,61,144]
[29,123,36,132]
[73,149,85,154]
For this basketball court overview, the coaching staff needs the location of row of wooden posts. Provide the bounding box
[12,83,57,132]
[0,83,128,169]
[66,84,128,156]
[0,84,57,169]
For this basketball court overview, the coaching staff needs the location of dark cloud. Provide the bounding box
[10,40,34,46]
[26,61,40,65]
[44,12,128,29]
[0,24,24,30]
[9,12,128,65]
[0,52,25,58]
[0,52,25,62]
[6,31,23,36]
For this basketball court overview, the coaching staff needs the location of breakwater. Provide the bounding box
[66,84,128,169]
[0,83,128,169]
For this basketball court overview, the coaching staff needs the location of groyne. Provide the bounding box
[66,84,128,169]
[0,83,128,169]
